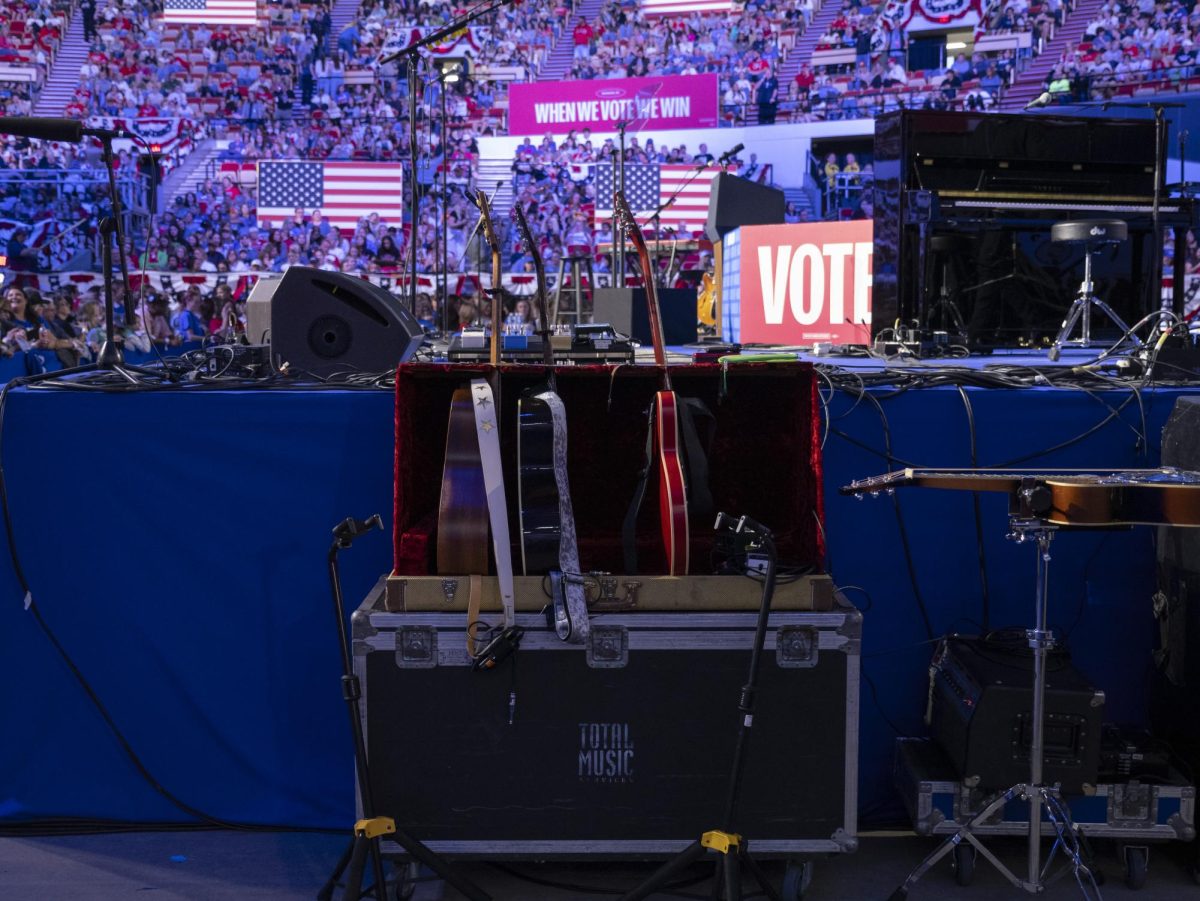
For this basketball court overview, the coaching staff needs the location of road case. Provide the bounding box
[352,578,861,860]
[895,737,1195,889]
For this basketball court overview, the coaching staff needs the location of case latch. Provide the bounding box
[395,625,438,668]
[587,625,629,668]
[776,626,819,668]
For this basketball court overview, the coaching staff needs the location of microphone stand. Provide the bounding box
[1099,100,1180,331]
[318,514,491,901]
[378,0,519,317]
[640,156,729,288]
[6,132,159,387]
[614,122,627,287]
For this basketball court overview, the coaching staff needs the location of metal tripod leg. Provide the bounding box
[889,523,1102,901]
[1049,295,1088,361]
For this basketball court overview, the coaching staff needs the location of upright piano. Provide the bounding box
[873,110,1191,346]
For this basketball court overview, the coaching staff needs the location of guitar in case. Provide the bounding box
[512,202,589,641]
[614,191,690,576]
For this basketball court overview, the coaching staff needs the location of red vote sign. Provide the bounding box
[736,221,873,346]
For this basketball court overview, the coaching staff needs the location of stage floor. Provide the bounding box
[1,829,1196,899]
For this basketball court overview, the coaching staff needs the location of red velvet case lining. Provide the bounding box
[393,362,825,576]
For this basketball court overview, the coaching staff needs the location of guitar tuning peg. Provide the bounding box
[869,490,880,498]
[885,488,895,496]
[854,493,865,502]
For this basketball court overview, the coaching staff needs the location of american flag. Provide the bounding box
[256,161,405,231]
[642,0,734,15]
[163,0,258,27]
[593,163,727,235]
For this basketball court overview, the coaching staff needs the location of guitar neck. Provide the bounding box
[490,250,501,367]
[630,230,670,383]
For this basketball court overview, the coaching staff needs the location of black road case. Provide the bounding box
[351,580,861,859]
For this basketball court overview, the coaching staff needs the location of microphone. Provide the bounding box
[332,513,383,547]
[718,142,745,163]
[1024,92,1053,110]
[0,117,134,142]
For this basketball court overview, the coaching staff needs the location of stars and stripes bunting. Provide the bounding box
[255,160,405,231]
[593,163,728,236]
[162,0,258,27]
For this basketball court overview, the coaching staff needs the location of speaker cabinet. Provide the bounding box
[593,287,697,346]
[269,267,425,376]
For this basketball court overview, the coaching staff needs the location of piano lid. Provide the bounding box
[885,110,1161,199]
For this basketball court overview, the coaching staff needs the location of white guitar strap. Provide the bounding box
[537,390,590,642]
[470,378,516,629]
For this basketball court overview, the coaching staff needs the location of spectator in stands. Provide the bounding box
[170,292,206,342]
[1,285,38,352]
[756,66,779,124]
[5,227,38,271]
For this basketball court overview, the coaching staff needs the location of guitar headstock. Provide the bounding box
[840,470,909,496]
[512,203,539,269]
[477,189,498,250]
[613,191,645,251]
[512,202,553,358]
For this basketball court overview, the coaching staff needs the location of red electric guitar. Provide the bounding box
[614,191,689,574]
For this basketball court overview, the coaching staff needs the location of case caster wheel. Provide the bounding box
[1122,845,1148,890]
[952,842,976,887]
[781,859,813,900]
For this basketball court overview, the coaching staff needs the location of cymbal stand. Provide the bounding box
[889,516,1101,900]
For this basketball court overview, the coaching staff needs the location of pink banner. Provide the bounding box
[507,74,719,135]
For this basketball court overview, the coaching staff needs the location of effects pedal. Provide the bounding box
[204,342,271,376]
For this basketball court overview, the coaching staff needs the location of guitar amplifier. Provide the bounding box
[929,635,1105,794]
[352,579,860,857]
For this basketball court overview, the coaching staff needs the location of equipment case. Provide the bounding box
[895,737,1195,866]
[352,578,861,858]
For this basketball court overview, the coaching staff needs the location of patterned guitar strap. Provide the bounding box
[537,390,590,643]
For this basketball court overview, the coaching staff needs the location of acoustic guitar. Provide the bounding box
[615,191,690,574]
[435,194,503,575]
[512,203,561,575]
[841,467,1200,528]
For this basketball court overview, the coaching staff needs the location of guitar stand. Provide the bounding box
[620,514,784,901]
[888,520,1103,901]
[318,515,491,901]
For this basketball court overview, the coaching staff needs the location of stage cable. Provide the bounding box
[859,389,934,641]
[955,384,991,632]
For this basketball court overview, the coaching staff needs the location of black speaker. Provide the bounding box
[269,267,425,376]
[704,173,787,242]
[929,635,1103,794]
[593,287,696,346]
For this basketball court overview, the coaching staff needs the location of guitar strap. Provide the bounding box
[622,396,715,574]
[537,390,589,642]
[470,378,516,629]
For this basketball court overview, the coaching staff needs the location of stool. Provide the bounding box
[923,234,968,337]
[1047,218,1140,361]
[551,251,594,326]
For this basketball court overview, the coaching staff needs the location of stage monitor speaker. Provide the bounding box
[704,173,787,243]
[269,267,425,376]
[593,287,696,346]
